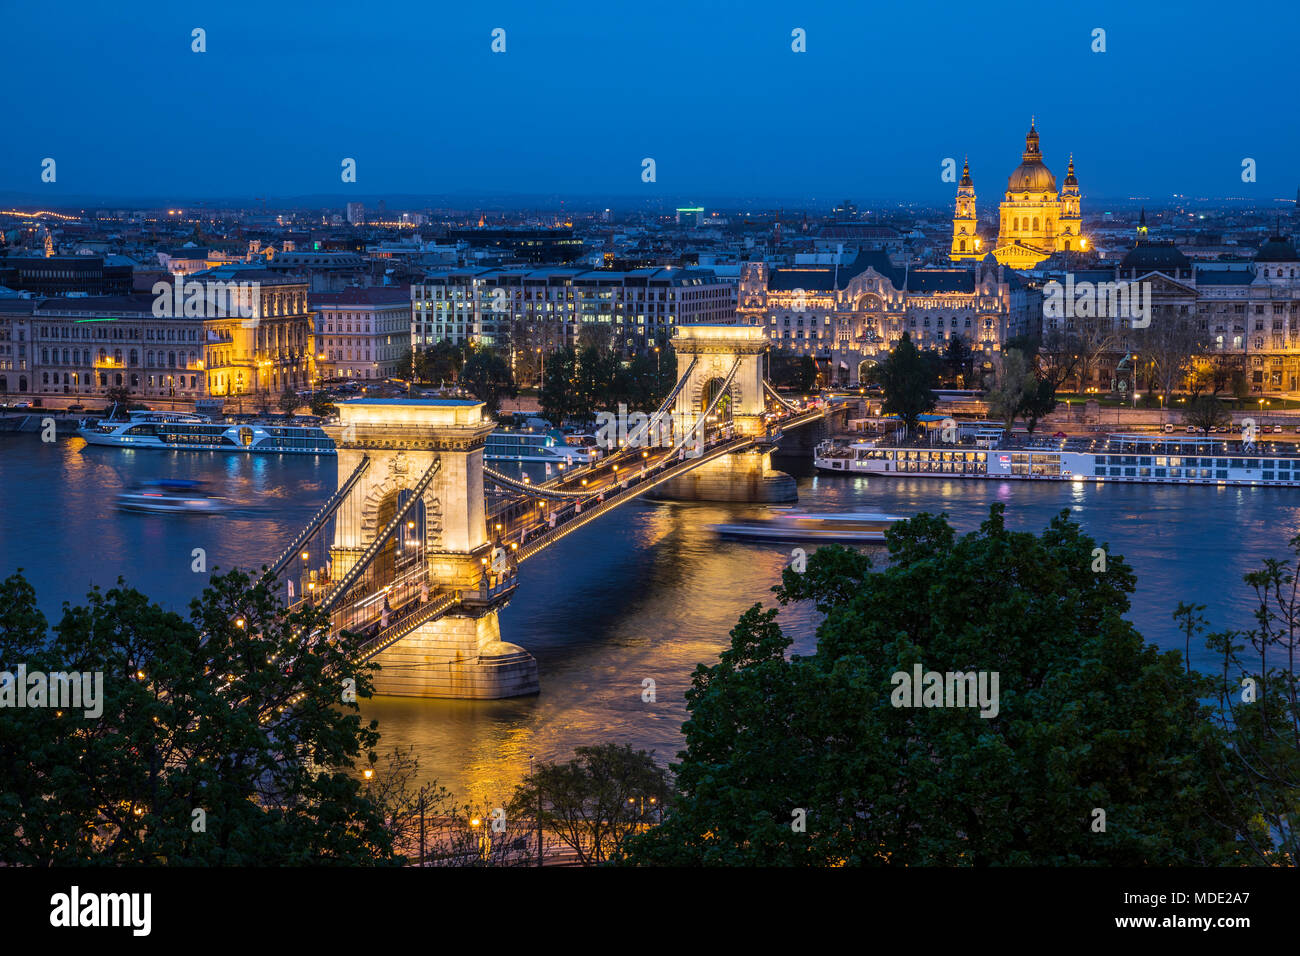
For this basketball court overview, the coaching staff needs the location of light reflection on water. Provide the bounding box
[2,436,1297,798]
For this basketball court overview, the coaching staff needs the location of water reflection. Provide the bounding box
[3,438,1298,798]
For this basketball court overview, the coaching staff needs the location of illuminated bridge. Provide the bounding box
[260,324,840,699]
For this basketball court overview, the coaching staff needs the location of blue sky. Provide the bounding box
[4,0,1297,205]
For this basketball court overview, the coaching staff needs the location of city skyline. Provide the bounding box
[5,0,1299,202]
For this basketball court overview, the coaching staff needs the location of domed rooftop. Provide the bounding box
[1255,234,1298,262]
[1007,120,1057,195]
[1120,240,1190,273]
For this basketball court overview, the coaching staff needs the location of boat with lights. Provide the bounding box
[78,409,334,454]
[815,431,1300,487]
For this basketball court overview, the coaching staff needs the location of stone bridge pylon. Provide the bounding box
[655,324,796,502]
[324,399,539,699]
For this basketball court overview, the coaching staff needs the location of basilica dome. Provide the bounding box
[1006,121,1057,194]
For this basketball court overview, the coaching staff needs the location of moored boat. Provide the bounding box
[814,432,1300,487]
[78,409,334,454]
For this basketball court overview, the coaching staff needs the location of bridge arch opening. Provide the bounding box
[699,376,733,432]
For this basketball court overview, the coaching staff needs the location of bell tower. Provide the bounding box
[1058,154,1084,252]
[950,158,981,262]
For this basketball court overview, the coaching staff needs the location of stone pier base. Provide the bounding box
[651,448,797,503]
[368,610,539,699]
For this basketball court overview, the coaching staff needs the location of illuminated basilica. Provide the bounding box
[950,120,1086,270]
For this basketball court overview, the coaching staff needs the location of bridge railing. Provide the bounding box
[263,455,371,581]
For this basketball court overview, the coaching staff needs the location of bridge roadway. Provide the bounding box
[347,401,835,661]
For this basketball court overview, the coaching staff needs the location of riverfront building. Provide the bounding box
[410,266,736,355]
[309,285,410,383]
[1039,230,1300,393]
[736,252,1033,386]
[0,268,313,403]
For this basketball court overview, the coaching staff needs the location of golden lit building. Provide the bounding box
[951,120,1087,269]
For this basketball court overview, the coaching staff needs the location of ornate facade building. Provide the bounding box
[738,252,1032,386]
[1040,226,1300,394]
[951,121,1087,270]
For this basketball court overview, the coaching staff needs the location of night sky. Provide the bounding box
[4,0,1297,204]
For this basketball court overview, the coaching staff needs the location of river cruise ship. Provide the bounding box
[486,428,599,466]
[815,432,1300,487]
[79,410,335,455]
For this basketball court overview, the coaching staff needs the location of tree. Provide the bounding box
[984,349,1059,434]
[540,347,580,426]
[983,349,1033,430]
[459,348,516,414]
[1188,538,1300,865]
[513,743,669,865]
[410,339,467,385]
[105,385,131,414]
[309,392,338,418]
[870,332,937,436]
[0,568,399,865]
[574,345,614,422]
[1184,395,1230,433]
[278,388,299,416]
[1039,328,1083,391]
[622,506,1253,866]
[769,352,818,392]
[1134,308,1210,406]
[1075,318,1123,392]
[941,336,974,387]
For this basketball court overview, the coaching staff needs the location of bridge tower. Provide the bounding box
[324,399,539,699]
[656,324,796,502]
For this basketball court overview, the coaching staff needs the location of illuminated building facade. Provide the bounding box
[411,266,735,355]
[951,121,1087,269]
[310,286,410,382]
[738,252,1031,385]
[0,271,313,402]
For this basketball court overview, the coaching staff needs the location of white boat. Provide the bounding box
[814,432,1300,487]
[79,409,334,454]
[116,480,230,514]
[486,427,599,465]
[710,511,904,543]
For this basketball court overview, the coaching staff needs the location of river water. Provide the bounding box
[2,432,1295,803]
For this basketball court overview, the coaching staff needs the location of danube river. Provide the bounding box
[2,433,1297,802]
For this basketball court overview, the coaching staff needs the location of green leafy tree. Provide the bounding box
[513,743,669,865]
[768,352,818,393]
[459,348,516,414]
[623,506,1253,866]
[941,336,974,387]
[540,347,580,426]
[105,385,131,414]
[0,568,399,865]
[278,388,299,416]
[984,349,1057,433]
[1184,395,1230,433]
[1187,539,1300,866]
[309,392,338,418]
[870,332,937,435]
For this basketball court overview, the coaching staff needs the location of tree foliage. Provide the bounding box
[513,743,669,865]
[0,568,399,865]
[869,332,937,435]
[623,506,1255,866]
[459,347,516,414]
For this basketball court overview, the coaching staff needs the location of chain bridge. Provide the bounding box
[262,324,840,699]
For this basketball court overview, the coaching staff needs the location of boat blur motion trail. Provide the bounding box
[710,510,903,543]
[115,479,231,515]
